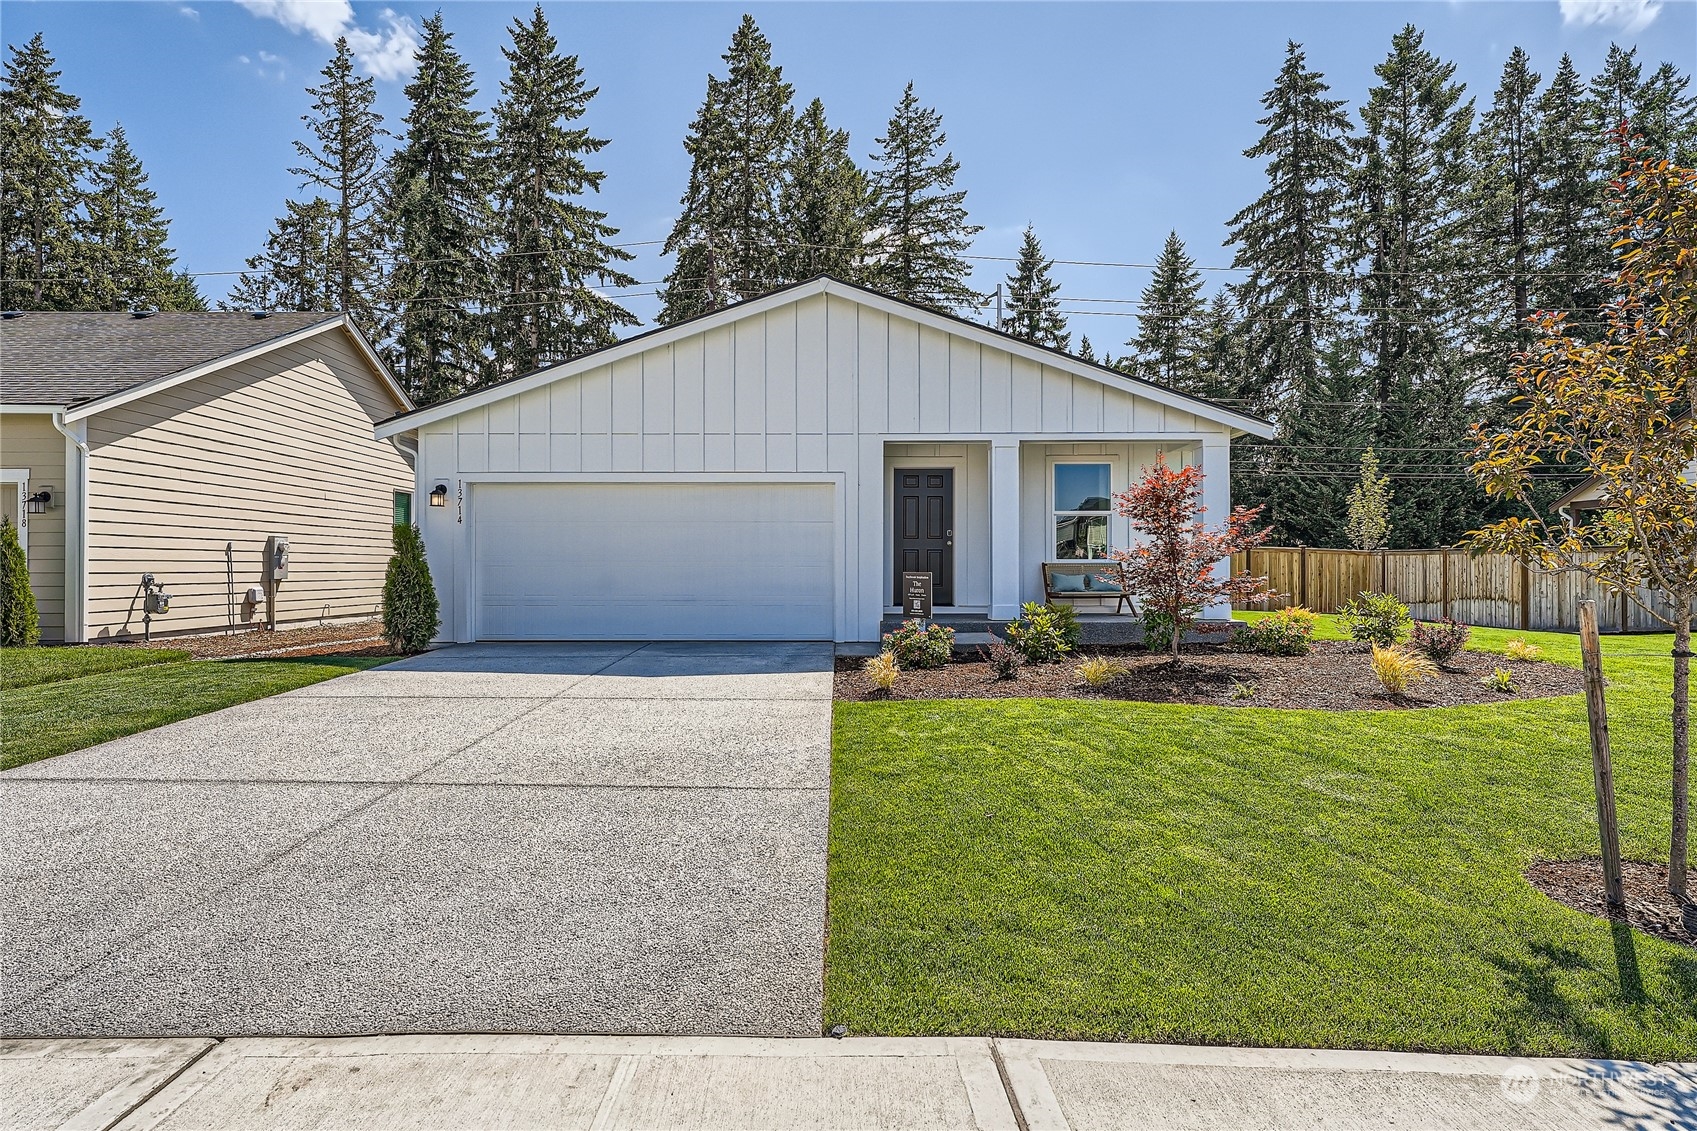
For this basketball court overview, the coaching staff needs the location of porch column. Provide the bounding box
[990,439,1021,622]
[1200,437,1233,620]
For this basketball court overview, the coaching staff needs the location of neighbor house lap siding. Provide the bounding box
[81,329,411,640]
[413,291,1237,642]
[0,414,68,640]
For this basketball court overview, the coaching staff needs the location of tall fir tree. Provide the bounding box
[866,82,982,313]
[1000,225,1068,350]
[658,15,793,321]
[1195,290,1250,405]
[778,97,871,283]
[489,5,636,379]
[85,125,202,311]
[0,33,98,310]
[1224,41,1354,418]
[289,37,388,333]
[384,12,494,404]
[1126,232,1207,393]
[223,197,338,312]
[1470,47,1543,389]
[1349,25,1477,546]
[1532,54,1611,325]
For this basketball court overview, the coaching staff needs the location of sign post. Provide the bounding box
[901,572,933,621]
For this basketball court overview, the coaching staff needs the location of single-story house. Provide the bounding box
[1551,412,1696,512]
[0,311,413,642]
[375,276,1275,644]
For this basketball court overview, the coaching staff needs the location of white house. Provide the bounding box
[374,277,1275,644]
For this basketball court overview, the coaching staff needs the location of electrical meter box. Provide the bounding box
[265,535,290,581]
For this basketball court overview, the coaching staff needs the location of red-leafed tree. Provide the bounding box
[1109,453,1276,663]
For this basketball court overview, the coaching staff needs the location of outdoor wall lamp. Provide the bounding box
[429,483,448,508]
[25,489,51,514]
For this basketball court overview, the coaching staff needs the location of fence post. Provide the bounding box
[1440,550,1451,621]
[1520,560,1532,631]
[1578,600,1627,915]
[1298,545,1308,609]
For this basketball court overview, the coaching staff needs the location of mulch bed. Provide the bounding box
[112,619,397,661]
[1526,859,1697,950]
[834,638,1584,709]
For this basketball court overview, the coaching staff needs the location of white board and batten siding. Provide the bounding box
[81,328,412,640]
[405,284,1249,642]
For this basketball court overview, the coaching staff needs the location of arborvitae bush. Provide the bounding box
[0,516,40,647]
[382,523,440,654]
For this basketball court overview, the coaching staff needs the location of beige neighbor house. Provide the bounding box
[0,311,413,643]
[376,276,1274,644]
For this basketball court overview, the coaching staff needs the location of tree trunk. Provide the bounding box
[1671,606,1690,900]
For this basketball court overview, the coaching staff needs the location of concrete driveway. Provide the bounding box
[0,642,833,1038]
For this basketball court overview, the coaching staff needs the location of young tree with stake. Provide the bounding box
[1467,146,1696,899]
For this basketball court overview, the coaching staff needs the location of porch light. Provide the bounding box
[25,489,50,514]
[429,483,448,508]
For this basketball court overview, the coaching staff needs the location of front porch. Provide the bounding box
[878,436,1233,633]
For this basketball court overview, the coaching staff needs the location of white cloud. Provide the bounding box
[235,0,420,81]
[1559,0,1663,34]
[177,5,200,20]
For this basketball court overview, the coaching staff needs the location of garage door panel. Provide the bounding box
[473,483,835,640]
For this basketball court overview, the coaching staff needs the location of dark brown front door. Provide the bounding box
[894,468,954,607]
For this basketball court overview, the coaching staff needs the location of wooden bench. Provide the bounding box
[1041,561,1135,615]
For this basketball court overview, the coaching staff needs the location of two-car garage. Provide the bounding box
[470,482,837,641]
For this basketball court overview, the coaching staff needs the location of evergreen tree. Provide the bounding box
[1126,232,1207,392]
[1470,48,1543,386]
[659,15,793,321]
[223,197,338,311]
[384,13,493,404]
[778,97,871,282]
[1195,290,1250,405]
[1224,41,1354,420]
[382,522,440,654]
[866,82,982,313]
[1000,225,1068,350]
[1349,25,1477,546]
[289,37,388,332]
[0,34,98,310]
[0,515,39,647]
[1533,54,1610,325]
[1076,335,1098,364]
[489,5,637,378]
[1589,45,1697,164]
[85,125,201,311]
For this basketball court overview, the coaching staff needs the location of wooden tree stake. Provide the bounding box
[1578,600,1626,914]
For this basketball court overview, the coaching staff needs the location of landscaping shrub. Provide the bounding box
[1230,607,1316,656]
[1004,602,1079,664]
[1369,643,1438,695]
[1229,679,1258,701]
[882,619,954,669]
[1411,618,1471,668]
[1481,666,1516,693]
[1075,655,1126,688]
[865,651,900,691]
[1503,637,1544,661]
[1339,591,1412,647]
[0,516,39,647]
[982,641,1021,681]
[1140,609,1176,656]
[382,523,440,654]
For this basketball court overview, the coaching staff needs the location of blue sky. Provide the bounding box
[6,1,1694,343]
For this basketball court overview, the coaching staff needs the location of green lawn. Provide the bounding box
[826,619,1697,1060]
[0,644,190,691]
[1,653,390,770]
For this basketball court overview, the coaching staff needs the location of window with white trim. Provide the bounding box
[1052,462,1113,560]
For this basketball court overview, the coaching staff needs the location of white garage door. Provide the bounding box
[472,482,836,640]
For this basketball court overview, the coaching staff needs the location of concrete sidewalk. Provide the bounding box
[3,1035,1692,1131]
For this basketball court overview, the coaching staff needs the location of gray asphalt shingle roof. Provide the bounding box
[0,311,340,407]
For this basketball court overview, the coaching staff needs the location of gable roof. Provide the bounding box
[0,311,341,407]
[375,275,1277,440]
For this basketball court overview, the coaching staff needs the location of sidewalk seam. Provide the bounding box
[990,1037,1032,1131]
[96,1038,221,1131]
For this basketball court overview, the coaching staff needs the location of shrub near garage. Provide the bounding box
[882,620,953,669]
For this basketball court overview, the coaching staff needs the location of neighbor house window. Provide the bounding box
[1053,463,1112,559]
[392,490,413,526]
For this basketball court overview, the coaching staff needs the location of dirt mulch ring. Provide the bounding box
[114,619,397,661]
[835,639,1584,709]
[1527,859,1697,950]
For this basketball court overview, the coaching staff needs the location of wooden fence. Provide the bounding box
[1228,547,1679,633]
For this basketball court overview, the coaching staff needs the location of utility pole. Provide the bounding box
[1578,599,1626,915]
[993,283,1003,329]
